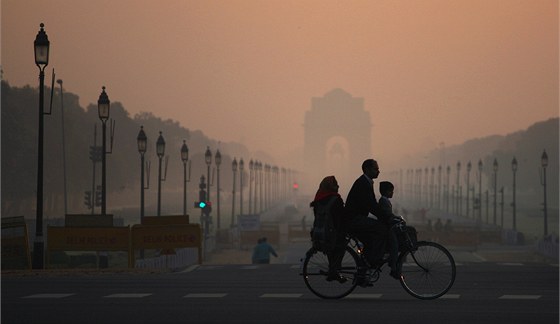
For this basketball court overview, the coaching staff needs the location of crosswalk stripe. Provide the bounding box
[499,295,541,300]
[260,293,302,298]
[22,293,74,299]
[440,294,461,299]
[104,293,152,298]
[184,293,227,298]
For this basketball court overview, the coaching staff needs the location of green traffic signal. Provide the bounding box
[198,201,207,208]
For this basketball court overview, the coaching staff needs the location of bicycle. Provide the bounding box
[302,219,456,300]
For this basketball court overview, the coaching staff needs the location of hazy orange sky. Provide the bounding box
[2,0,558,169]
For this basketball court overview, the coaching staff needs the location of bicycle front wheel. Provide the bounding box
[398,241,456,300]
[303,246,359,299]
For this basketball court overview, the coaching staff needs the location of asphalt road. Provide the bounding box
[2,259,558,324]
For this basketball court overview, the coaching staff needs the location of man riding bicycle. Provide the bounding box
[344,159,390,276]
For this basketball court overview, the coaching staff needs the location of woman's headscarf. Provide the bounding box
[312,175,341,203]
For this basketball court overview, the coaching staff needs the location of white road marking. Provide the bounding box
[440,294,461,299]
[184,293,227,298]
[499,295,541,300]
[260,293,302,298]
[104,293,152,298]
[22,293,75,299]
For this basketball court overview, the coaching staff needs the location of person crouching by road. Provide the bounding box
[252,237,278,264]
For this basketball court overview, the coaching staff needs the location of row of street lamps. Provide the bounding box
[397,150,550,236]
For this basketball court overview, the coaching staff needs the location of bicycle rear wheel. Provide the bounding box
[303,246,359,299]
[398,241,456,300]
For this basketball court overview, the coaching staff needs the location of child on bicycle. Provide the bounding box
[379,181,404,279]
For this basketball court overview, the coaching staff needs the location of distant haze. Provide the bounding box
[2,0,558,168]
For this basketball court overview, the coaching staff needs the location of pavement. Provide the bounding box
[2,243,555,277]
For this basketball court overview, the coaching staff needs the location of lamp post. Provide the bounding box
[181,140,190,216]
[249,160,254,214]
[492,159,498,225]
[466,161,472,218]
[540,150,549,237]
[205,146,212,205]
[32,23,50,269]
[215,149,222,229]
[137,126,147,221]
[437,165,442,210]
[231,158,237,227]
[56,79,68,216]
[239,158,244,216]
[97,86,110,216]
[445,166,450,213]
[456,161,461,216]
[258,161,263,213]
[156,132,166,216]
[478,159,483,225]
[511,157,518,231]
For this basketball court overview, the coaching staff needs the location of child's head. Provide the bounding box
[379,181,395,198]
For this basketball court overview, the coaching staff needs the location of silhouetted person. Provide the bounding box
[378,181,403,279]
[310,175,347,283]
[252,237,278,264]
[345,159,388,268]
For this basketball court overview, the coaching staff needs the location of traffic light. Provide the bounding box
[84,191,92,209]
[95,188,102,207]
[195,189,207,208]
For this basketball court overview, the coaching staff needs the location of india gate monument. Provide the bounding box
[303,88,372,196]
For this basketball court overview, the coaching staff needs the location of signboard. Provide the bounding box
[1,217,31,270]
[47,226,130,251]
[131,224,202,265]
[131,224,201,250]
[238,214,261,231]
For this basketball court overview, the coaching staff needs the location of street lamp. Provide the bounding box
[493,159,498,225]
[437,165,442,210]
[205,146,212,204]
[32,23,50,269]
[231,158,237,227]
[456,161,461,216]
[540,150,549,237]
[97,86,110,216]
[56,79,68,216]
[181,140,190,216]
[137,126,147,221]
[446,166,450,213]
[466,161,472,218]
[249,160,254,214]
[215,149,222,229]
[156,131,166,216]
[478,159,483,225]
[511,157,518,231]
[239,158,244,216]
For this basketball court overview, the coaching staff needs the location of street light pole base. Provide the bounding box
[32,241,45,269]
